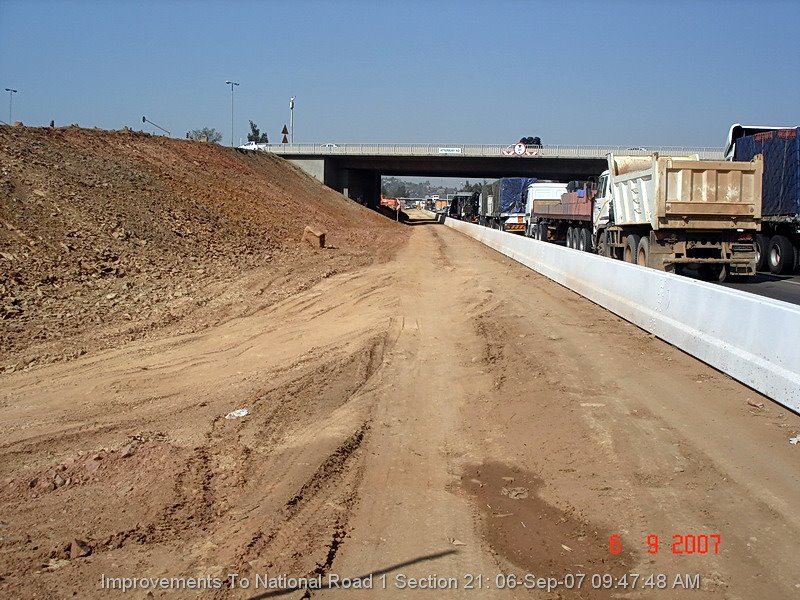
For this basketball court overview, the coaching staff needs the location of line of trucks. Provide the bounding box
[452,126,800,281]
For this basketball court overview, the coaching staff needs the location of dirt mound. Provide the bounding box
[0,126,403,367]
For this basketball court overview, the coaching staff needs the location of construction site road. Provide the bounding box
[2,210,799,600]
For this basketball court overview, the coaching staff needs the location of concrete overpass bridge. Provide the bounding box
[248,143,724,206]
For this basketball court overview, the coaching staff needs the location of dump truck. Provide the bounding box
[479,178,536,233]
[729,127,800,274]
[603,154,763,280]
[532,154,763,281]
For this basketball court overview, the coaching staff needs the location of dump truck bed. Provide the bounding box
[609,155,763,230]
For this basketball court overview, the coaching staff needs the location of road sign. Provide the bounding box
[514,143,526,156]
[282,125,289,135]
[282,134,288,144]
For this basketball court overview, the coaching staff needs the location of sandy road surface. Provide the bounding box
[1,211,799,599]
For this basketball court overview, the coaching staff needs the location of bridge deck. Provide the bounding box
[250,142,724,160]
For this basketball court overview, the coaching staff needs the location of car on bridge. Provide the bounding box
[238,141,267,151]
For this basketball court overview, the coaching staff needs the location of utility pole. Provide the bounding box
[5,88,18,123]
[225,80,239,147]
[289,96,295,144]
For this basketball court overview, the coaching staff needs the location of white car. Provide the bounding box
[320,143,339,148]
[239,141,267,150]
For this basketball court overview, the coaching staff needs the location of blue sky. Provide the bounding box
[1,0,798,147]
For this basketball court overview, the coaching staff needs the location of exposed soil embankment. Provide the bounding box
[0,126,404,368]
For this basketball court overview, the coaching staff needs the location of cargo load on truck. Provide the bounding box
[733,127,800,274]
[479,177,536,233]
[529,182,592,249]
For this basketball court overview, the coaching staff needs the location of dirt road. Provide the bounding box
[2,212,799,599]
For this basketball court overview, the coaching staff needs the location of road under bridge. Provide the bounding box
[247,143,724,206]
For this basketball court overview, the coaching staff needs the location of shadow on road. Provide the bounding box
[248,549,459,598]
[729,272,798,284]
[403,218,441,226]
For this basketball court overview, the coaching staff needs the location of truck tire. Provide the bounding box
[596,230,609,257]
[566,227,575,248]
[624,234,640,263]
[768,235,796,274]
[755,234,769,272]
[636,236,650,267]
[579,228,592,252]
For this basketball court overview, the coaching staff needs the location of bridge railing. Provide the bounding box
[248,143,725,160]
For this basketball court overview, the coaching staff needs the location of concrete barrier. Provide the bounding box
[443,217,800,413]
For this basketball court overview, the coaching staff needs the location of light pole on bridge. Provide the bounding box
[289,96,295,144]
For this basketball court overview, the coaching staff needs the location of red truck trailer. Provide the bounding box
[531,182,597,252]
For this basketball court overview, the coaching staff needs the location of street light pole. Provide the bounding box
[5,88,18,123]
[289,96,295,144]
[142,115,171,137]
[225,80,239,147]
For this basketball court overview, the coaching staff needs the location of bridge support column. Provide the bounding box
[284,158,379,208]
[341,169,380,208]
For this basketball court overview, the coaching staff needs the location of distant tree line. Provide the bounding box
[381,177,489,199]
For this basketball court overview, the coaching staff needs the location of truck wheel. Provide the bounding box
[624,234,640,263]
[768,235,796,274]
[755,234,769,271]
[636,236,650,267]
[596,230,609,257]
[580,228,592,252]
[566,227,575,248]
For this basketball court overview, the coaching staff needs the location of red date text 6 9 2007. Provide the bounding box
[608,534,721,555]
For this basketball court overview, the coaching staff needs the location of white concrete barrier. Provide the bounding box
[443,218,800,413]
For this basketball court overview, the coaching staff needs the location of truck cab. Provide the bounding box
[592,171,611,236]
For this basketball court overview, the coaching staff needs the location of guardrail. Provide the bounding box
[442,217,800,413]
[248,143,725,160]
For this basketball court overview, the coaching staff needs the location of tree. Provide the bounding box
[247,120,269,143]
[187,127,223,144]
